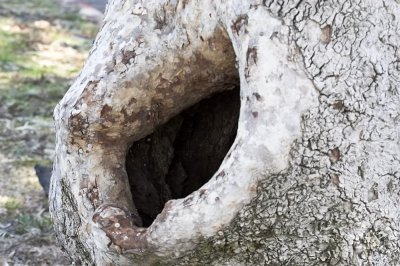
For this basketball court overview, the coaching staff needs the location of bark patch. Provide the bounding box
[92,204,150,253]
[320,25,332,44]
[328,147,341,163]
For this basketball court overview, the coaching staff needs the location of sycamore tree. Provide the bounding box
[49,0,400,265]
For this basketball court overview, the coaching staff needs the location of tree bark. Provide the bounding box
[50,0,400,265]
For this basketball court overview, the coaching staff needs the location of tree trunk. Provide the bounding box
[49,0,400,265]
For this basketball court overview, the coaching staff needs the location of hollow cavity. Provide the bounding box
[125,88,240,227]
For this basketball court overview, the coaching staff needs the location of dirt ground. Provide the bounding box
[0,0,105,265]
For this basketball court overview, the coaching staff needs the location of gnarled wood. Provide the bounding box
[50,0,400,265]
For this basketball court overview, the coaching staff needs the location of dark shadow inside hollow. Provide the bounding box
[125,87,240,227]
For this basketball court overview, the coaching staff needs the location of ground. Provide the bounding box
[0,0,103,264]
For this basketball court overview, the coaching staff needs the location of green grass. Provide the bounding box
[0,3,95,262]
[59,13,101,38]
[14,213,53,234]
[3,198,22,213]
[12,158,52,168]
[2,77,70,116]
[0,0,62,17]
[0,27,29,70]
[0,2,98,161]
[0,13,95,118]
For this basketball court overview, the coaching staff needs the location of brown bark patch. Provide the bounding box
[92,204,150,253]
[330,174,340,186]
[331,100,344,110]
[320,25,332,44]
[231,15,248,35]
[328,147,341,163]
[100,104,113,118]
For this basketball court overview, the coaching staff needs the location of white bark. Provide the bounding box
[50,0,400,265]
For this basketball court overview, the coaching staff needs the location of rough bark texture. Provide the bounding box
[50,0,400,265]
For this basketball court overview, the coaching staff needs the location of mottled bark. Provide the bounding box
[50,0,400,265]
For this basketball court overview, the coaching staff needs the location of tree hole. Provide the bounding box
[125,87,240,227]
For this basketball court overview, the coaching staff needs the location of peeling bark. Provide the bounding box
[50,0,400,265]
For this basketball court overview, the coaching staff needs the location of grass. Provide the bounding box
[0,2,99,263]
[0,27,29,68]
[12,158,52,168]
[0,0,63,17]
[3,197,22,213]
[0,37,83,118]
[2,77,70,116]
[0,1,98,161]
[0,4,96,100]
[14,212,53,235]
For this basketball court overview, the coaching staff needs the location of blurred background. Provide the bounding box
[0,0,106,264]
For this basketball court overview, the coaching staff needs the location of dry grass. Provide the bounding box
[0,0,100,264]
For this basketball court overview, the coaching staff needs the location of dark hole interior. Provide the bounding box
[125,87,240,227]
